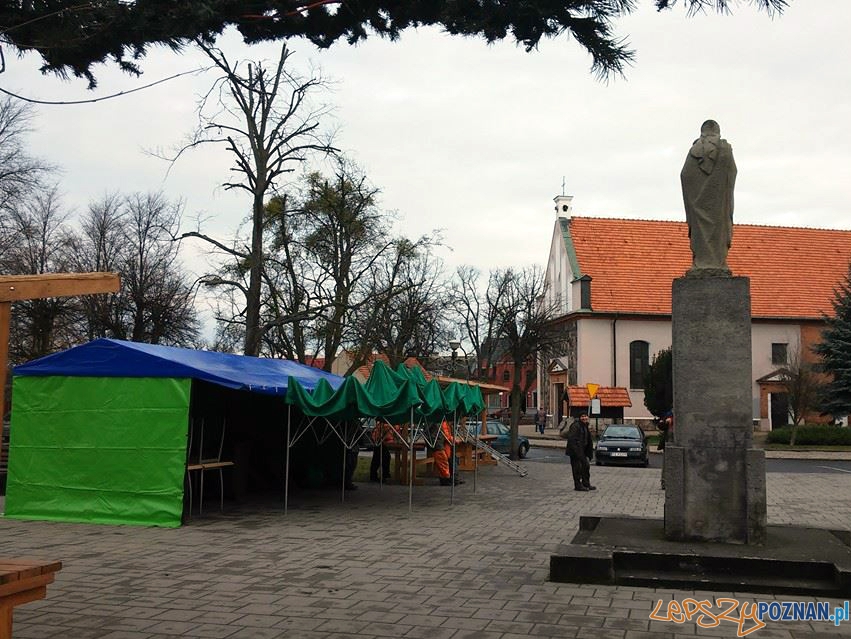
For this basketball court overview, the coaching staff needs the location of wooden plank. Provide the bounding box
[3,584,47,608]
[0,559,62,574]
[0,560,62,578]
[0,573,55,598]
[0,273,119,303]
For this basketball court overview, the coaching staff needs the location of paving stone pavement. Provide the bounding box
[2,456,851,639]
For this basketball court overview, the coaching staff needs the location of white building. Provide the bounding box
[541,195,851,429]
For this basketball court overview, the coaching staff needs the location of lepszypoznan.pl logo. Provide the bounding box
[650,597,850,637]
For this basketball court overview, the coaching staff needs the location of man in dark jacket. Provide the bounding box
[566,413,596,491]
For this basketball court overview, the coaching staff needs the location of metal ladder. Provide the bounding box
[461,427,528,477]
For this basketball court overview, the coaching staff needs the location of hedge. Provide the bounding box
[766,425,851,446]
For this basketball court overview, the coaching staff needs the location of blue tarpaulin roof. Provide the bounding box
[13,338,344,396]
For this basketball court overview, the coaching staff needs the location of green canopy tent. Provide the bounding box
[5,339,344,527]
[284,360,485,511]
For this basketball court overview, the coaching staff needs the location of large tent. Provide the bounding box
[4,339,345,527]
[5,340,489,527]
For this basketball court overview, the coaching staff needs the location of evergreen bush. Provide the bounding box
[766,425,851,446]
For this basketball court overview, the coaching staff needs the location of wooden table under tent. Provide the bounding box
[3,339,345,527]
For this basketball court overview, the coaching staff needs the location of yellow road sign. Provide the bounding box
[586,383,600,399]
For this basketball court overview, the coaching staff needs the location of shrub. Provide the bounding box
[766,425,851,446]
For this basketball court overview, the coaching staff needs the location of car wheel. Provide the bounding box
[643,458,650,468]
[518,443,529,459]
[595,460,602,466]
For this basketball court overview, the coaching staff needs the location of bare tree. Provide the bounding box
[74,192,199,345]
[449,265,561,459]
[780,348,823,446]
[0,98,54,254]
[2,186,80,362]
[174,42,336,355]
[490,266,561,459]
[73,192,126,340]
[348,237,449,368]
[123,193,198,344]
[0,98,52,209]
[447,265,501,380]
[255,161,430,371]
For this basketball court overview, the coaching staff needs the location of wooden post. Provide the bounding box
[0,302,11,427]
[0,273,120,427]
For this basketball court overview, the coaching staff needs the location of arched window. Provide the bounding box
[629,340,650,389]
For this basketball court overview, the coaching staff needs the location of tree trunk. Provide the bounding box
[243,193,265,356]
[508,382,522,460]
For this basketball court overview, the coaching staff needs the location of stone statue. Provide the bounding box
[680,120,737,274]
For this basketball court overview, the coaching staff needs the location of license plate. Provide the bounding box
[610,452,627,457]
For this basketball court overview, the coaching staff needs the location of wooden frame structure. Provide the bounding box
[0,273,121,422]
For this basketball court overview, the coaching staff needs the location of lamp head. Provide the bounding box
[448,339,461,351]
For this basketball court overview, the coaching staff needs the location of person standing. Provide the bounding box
[566,413,596,492]
[535,408,546,435]
[369,421,394,483]
[659,411,673,490]
[433,419,464,486]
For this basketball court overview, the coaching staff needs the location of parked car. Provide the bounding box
[466,420,530,458]
[595,424,649,467]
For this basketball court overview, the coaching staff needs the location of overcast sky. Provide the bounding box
[3,1,850,334]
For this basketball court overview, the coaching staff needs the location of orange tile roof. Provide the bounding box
[355,356,428,380]
[565,386,632,407]
[566,217,851,319]
[305,356,325,369]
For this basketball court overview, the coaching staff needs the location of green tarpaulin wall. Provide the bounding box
[5,376,191,527]
[284,360,485,422]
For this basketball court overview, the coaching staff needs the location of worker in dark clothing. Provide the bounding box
[566,413,596,492]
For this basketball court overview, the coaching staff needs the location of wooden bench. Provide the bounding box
[0,558,62,639]
[386,442,436,484]
[185,461,235,515]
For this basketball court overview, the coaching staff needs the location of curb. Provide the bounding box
[527,438,851,461]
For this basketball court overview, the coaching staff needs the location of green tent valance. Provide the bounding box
[284,360,485,423]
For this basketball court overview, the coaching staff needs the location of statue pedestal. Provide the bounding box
[664,275,766,544]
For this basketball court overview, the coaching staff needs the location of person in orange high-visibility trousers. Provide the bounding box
[433,420,464,486]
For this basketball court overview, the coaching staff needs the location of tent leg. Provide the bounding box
[408,408,414,514]
[476,407,486,493]
[341,435,346,504]
[284,406,291,516]
[450,411,456,505]
[474,421,479,494]
[218,467,224,511]
[187,468,193,518]
[198,417,205,515]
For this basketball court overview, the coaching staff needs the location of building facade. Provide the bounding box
[541,195,851,429]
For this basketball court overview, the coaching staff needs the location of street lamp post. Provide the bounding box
[449,339,460,377]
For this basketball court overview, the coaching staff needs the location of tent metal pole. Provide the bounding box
[474,412,479,494]
[408,407,414,513]
[450,411,456,505]
[284,405,291,516]
[476,406,486,493]
[341,428,346,504]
